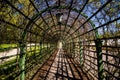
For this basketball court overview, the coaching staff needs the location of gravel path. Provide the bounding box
[32,49,89,80]
[0,48,20,64]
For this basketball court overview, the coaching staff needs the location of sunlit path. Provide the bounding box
[32,48,90,80]
[0,49,19,64]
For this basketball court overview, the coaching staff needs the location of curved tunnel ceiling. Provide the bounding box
[26,6,94,43]
[33,3,95,43]
[0,0,120,79]
[1,0,120,44]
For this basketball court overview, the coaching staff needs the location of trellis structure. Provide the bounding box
[0,0,120,80]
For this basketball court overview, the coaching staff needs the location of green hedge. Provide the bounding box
[0,44,17,52]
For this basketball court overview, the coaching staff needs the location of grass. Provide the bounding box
[0,44,17,52]
[0,57,17,69]
[0,46,53,79]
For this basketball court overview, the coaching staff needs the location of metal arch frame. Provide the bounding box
[41,24,78,42]
[65,17,120,42]
[63,0,74,34]
[3,0,99,40]
[24,6,99,38]
[43,23,80,40]
[4,0,113,40]
[34,15,90,42]
[39,23,81,60]
[28,8,93,40]
[38,28,76,59]
[37,14,94,44]
[47,30,78,56]
[24,4,104,80]
[0,19,78,44]
[46,30,77,43]
[3,0,116,80]
[44,29,83,66]
[3,2,100,80]
[66,0,112,39]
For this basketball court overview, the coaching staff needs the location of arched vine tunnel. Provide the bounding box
[0,0,120,80]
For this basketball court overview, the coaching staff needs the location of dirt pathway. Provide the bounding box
[32,49,89,80]
[0,48,19,64]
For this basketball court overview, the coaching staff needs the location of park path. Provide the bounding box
[0,48,19,64]
[0,44,35,64]
[32,48,89,80]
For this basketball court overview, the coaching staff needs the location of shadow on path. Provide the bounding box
[31,49,90,80]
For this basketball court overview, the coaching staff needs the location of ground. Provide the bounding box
[32,49,89,80]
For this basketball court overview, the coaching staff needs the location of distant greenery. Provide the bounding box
[0,44,17,52]
[0,46,53,80]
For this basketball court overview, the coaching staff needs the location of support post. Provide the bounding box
[39,42,42,55]
[95,39,103,80]
[19,41,26,80]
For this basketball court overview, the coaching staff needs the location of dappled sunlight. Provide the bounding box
[0,0,120,80]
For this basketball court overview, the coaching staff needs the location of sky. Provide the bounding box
[32,0,120,34]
